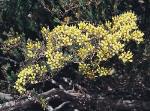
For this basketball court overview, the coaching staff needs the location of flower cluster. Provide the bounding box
[41,25,93,71]
[1,35,21,53]
[97,67,112,76]
[14,64,47,94]
[119,51,133,63]
[79,63,95,78]
[26,40,42,58]
[40,11,144,78]
[15,11,144,93]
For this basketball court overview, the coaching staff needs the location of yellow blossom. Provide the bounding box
[15,64,47,94]
[119,51,133,63]
[15,11,144,93]
[26,40,42,58]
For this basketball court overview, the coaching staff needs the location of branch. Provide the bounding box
[0,92,14,101]
[38,0,51,13]
[0,56,18,64]
[1,88,150,111]
[0,88,83,111]
[53,101,70,111]
[0,98,32,111]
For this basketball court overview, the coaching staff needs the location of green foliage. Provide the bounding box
[1,0,60,39]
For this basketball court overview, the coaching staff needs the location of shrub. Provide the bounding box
[14,64,47,94]
[14,11,144,94]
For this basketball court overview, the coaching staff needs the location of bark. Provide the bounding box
[0,92,14,101]
[1,88,150,111]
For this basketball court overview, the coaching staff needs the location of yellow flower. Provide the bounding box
[14,11,144,94]
[41,11,143,78]
[97,67,112,76]
[26,40,42,58]
[1,35,21,52]
[15,64,47,94]
[119,51,133,63]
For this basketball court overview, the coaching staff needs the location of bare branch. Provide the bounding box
[1,88,150,111]
[0,56,18,64]
[53,101,70,111]
[0,92,14,101]
[0,88,83,111]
